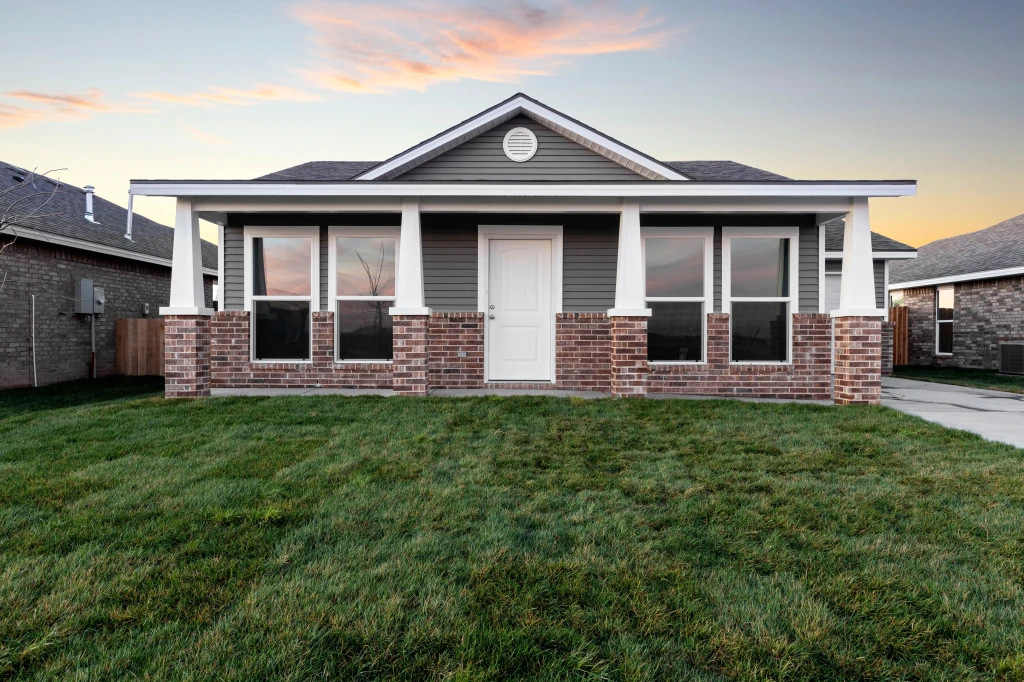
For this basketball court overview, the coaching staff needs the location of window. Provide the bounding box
[936,285,953,354]
[644,234,709,362]
[249,235,315,361]
[331,232,398,361]
[725,233,795,363]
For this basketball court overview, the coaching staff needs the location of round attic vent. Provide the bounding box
[503,127,538,162]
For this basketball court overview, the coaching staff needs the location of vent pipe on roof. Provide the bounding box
[84,185,96,222]
[124,190,134,241]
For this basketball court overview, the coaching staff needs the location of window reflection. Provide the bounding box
[253,237,311,297]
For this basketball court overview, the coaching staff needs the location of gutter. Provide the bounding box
[889,266,1024,290]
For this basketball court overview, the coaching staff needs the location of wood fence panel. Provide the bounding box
[890,306,909,366]
[116,318,165,376]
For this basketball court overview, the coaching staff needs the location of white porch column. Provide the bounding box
[160,197,213,316]
[833,197,884,318]
[389,198,431,316]
[608,201,651,317]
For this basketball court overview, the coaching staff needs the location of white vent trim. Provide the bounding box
[503,127,538,162]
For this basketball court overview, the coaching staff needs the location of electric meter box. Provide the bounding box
[93,287,105,315]
[74,279,94,314]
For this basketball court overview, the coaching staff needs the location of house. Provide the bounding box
[0,162,217,388]
[130,93,918,404]
[890,213,1024,369]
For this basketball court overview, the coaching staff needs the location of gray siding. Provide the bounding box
[824,259,887,309]
[713,227,722,312]
[423,223,478,311]
[798,225,819,312]
[398,115,646,182]
[223,225,244,310]
[564,224,617,311]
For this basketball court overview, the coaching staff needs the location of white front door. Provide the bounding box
[487,239,552,381]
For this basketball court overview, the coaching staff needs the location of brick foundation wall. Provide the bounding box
[0,237,215,388]
[392,315,429,396]
[165,316,211,398]
[833,316,882,405]
[881,321,894,376]
[428,313,484,389]
[648,313,833,400]
[556,313,611,391]
[901,277,1024,369]
[210,311,392,388]
[609,316,648,397]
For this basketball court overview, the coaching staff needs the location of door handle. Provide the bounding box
[489,314,496,320]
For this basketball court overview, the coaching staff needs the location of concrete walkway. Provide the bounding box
[882,377,1024,449]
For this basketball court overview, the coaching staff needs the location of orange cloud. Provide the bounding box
[179,123,232,146]
[140,84,321,108]
[291,0,679,93]
[0,89,115,128]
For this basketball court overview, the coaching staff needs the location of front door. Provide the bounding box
[487,239,552,381]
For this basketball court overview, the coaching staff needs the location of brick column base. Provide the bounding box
[392,315,429,396]
[834,316,882,405]
[609,316,648,398]
[164,315,211,399]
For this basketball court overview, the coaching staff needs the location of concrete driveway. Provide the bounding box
[882,377,1024,449]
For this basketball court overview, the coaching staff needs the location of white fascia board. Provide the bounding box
[130,181,917,199]
[889,266,1024,290]
[824,251,918,260]
[354,95,688,181]
[1,224,218,277]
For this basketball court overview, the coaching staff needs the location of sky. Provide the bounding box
[2,0,1022,248]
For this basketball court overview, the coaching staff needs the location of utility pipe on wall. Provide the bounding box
[91,313,96,379]
[31,294,37,388]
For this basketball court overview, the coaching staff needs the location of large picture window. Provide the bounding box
[936,285,954,355]
[249,235,314,361]
[644,234,709,362]
[331,232,398,361]
[726,233,795,363]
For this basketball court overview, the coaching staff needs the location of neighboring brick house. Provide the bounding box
[131,93,919,404]
[0,162,217,388]
[890,213,1024,370]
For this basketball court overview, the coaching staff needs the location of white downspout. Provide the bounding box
[125,190,134,241]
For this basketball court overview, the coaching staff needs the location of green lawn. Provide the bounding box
[893,365,1024,395]
[2,379,1024,681]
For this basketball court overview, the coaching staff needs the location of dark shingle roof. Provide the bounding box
[890,213,1024,285]
[254,159,792,182]
[822,218,916,254]
[1,161,217,270]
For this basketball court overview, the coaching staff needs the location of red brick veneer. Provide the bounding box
[556,313,611,391]
[881,321,894,376]
[165,315,211,398]
[833,316,882,405]
[210,311,392,389]
[609,316,648,397]
[392,315,429,396]
[428,312,485,388]
[648,313,833,400]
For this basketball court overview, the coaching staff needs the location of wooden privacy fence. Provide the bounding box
[116,318,165,376]
[889,306,909,366]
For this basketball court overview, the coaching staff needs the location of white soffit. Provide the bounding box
[354,95,689,182]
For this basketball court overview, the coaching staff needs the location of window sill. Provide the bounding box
[935,353,953,357]
[250,360,313,365]
[649,361,706,366]
[729,361,793,366]
[335,360,394,365]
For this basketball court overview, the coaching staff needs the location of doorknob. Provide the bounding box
[489,314,496,320]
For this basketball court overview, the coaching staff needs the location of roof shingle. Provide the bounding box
[822,218,916,254]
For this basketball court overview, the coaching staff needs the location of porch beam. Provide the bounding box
[389,198,431,316]
[160,198,213,316]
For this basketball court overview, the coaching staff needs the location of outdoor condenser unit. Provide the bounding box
[1000,342,1024,376]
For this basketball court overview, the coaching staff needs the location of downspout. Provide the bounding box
[91,313,96,379]
[31,294,37,387]
[124,190,134,241]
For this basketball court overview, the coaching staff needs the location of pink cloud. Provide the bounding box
[179,123,232,146]
[291,0,679,93]
[0,89,156,129]
[139,84,321,108]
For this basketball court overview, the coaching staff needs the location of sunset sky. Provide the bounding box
[2,0,1021,247]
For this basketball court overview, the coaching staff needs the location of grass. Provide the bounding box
[2,378,1024,681]
[892,365,1024,395]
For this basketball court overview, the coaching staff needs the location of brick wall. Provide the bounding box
[881,321,894,376]
[165,316,210,398]
[609,316,648,397]
[902,277,1024,369]
[833,316,882,405]
[0,237,215,388]
[392,315,429,396]
[210,311,392,388]
[428,312,484,388]
[556,313,611,391]
[648,313,833,400]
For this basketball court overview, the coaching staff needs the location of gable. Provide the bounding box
[396,116,649,182]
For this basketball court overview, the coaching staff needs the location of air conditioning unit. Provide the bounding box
[1000,342,1024,376]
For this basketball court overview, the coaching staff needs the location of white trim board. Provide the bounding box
[890,266,1024,290]
[0,224,218,277]
[824,250,917,260]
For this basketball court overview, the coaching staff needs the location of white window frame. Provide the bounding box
[722,226,799,365]
[641,227,713,364]
[244,226,319,363]
[328,226,400,364]
[935,285,954,356]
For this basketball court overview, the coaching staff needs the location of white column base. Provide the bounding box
[160,306,215,316]
[389,307,433,316]
[829,308,886,318]
[607,308,652,317]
